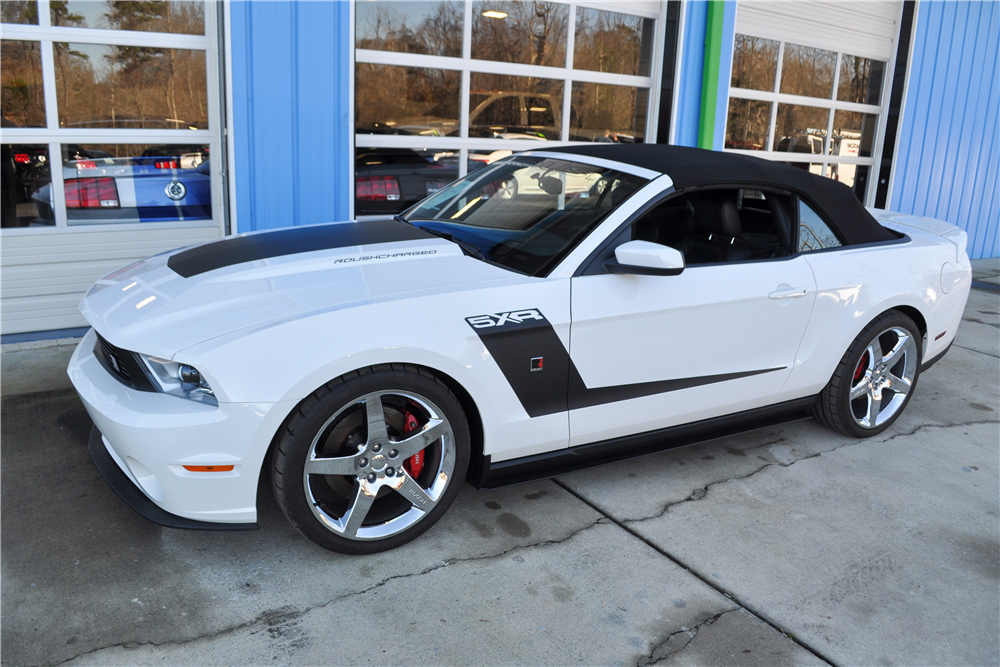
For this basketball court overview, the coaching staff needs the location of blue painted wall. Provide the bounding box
[674,1,707,147]
[711,1,736,152]
[674,0,736,150]
[890,0,999,259]
[229,1,352,233]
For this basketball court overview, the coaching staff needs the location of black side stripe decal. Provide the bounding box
[468,310,784,418]
[168,218,434,278]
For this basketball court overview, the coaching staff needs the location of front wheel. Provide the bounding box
[271,366,469,554]
[813,311,922,438]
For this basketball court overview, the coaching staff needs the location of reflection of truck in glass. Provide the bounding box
[775,133,825,176]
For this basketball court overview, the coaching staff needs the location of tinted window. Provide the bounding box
[798,199,842,252]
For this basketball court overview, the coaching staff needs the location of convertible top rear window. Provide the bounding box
[404,156,648,277]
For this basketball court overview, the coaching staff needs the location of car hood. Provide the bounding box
[80,220,524,359]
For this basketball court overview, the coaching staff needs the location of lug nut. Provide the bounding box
[372,443,382,453]
[358,458,368,468]
[398,468,406,477]
[385,467,394,477]
[388,449,398,459]
[367,473,377,483]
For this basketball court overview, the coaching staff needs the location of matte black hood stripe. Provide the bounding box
[168,219,435,278]
[469,313,783,418]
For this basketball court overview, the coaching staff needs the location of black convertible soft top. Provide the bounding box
[541,144,897,246]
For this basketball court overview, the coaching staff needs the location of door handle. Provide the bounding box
[768,288,808,300]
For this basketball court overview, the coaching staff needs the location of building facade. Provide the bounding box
[1,0,997,336]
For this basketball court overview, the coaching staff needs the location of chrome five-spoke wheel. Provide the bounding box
[272,366,469,554]
[814,310,923,438]
[848,326,918,429]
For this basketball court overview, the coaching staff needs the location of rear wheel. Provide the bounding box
[813,311,922,438]
[271,365,469,554]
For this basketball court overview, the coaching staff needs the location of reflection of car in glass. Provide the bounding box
[775,133,825,175]
[33,154,211,225]
[468,90,563,140]
[69,146,971,555]
[355,148,459,216]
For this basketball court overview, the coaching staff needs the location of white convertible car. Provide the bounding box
[68,145,972,553]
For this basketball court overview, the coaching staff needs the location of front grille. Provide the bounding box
[96,333,133,385]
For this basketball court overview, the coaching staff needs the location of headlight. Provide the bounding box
[139,354,218,405]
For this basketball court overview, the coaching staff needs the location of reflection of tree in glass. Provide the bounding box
[1,41,46,127]
[780,44,836,99]
[731,35,778,92]
[472,1,567,68]
[570,82,641,141]
[573,8,645,76]
[1,1,38,25]
[355,64,460,133]
[356,1,462,58]
[725,99,770,150]
[838,55,882,105]
[51,3,206,130]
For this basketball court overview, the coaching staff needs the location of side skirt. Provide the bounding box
[476,397,818,489]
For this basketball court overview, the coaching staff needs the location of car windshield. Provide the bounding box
[403,156,648,277]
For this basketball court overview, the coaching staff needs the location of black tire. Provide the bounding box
[813,310,922,438]
[271,364,470,554]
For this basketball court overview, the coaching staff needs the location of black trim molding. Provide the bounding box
[875,1,916,208]
[477,397,817,488]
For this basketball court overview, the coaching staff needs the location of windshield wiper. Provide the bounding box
[408,223,486,261]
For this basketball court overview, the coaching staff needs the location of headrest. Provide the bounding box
[694,194,742,238]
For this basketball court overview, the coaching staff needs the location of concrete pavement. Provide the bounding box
[2,286,997,666]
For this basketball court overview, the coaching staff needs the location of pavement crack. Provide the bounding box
[622,419,999,526]
[953,343,1000,359]
[637,609,735,666]
[47,517,607,666]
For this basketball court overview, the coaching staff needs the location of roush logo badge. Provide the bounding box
[465,309,546,329]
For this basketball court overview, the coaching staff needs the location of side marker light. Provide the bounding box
[183,465,235,472]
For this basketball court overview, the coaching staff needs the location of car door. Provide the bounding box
[567,253,817,447]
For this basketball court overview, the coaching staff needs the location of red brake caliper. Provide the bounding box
[854,351,870,383]
[402,410,425,478]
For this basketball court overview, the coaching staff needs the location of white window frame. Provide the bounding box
[353,0,662,203]
[0,0,225,237]
[724,33,894,205]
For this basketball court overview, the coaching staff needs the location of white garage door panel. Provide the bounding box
[735,1,901,61]
[1,226,220,335]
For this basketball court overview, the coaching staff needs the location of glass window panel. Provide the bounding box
[798,199,842,253]
[773,104,829,153]
[780,43,836,99]
[2,1,38,24]
[1,40,46,128]
[356,1,462,57]
[573,7,653,77]
[355,146,460,216]
[356,64,460,136]
[570,82,647,143]
[469,73,562,140]
[52,1,204,34]
[725,98,770,150]
[730,34,778,92]
[472,1,568,68]
[838,55,884,105]
[830,110,878,158]
[60,144,211,226]
[1,144,52,228]
[54,43,208,129]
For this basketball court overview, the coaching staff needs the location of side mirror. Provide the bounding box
[604,240,685,276]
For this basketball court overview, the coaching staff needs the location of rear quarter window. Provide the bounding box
[798,199,842,252]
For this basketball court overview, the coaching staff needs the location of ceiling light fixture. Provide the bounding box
[482,10,508,19]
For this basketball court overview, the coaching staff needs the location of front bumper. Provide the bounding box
[68,328,294,525]
[88,425,257,530]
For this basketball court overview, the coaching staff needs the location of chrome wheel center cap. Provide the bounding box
[370,454,387,471]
